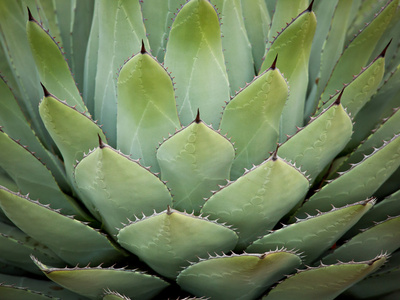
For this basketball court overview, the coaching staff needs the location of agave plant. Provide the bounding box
[1,0,400,299]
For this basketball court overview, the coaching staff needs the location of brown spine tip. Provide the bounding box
[166,205,173,215]
[98,134,105,149]
[272,144,280,161]
[27,7,34,21]
[379,39,392,58]
[195,109,201,123]
[334,88,345,105]
[271,54,278,70]
[40,83,51,97]
[307,0,315,11]
[140,40,146,54]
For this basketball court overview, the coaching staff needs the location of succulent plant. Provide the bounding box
[1,0,400,299]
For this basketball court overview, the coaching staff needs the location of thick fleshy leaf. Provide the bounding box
[0,129,80,216]
[212,0,255,93]
[0,221,64,274]
[316,53,386,118]
[260,6,317,140]
[118,208,238,278]
[240,0,270,71]
[219,65,288,180]
[295,134,400,218]
[93,0,148,146]
[278,99,353,184]
[164,0,230,127]
[74,143,172,236]
[318,0,398,105]
[103,290,131,300]
[38,92,106,183]
[117,47,180,172]
[26,12,86,113]
[263,256,387,300]
[117,208,238,279]
[323,215,400,264]
[156,119,235,213]
[0,187,123,266]
[177,251,302,300]
[246,199,374,265]
[33,258,168,300]
[201,154,309,250]
[0,284,56,300]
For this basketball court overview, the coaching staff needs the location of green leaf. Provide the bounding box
[38,92,106,183]
[240,0,270,71]
[103,290,130,300]
[0,284,56,300]
[177,251,301,300]
[0,129,80,216]
[318,0,398,105]
[0,221,65,275]
[316,53,386,118]
[156,119,235,213]
[201,154,309,250]
[117,208,238,279]
[74,143,172,236]
[117,47,180,172]
[278,98,353,184]
[33,258,168,300]
[260,6,317,141]
[164,0,230,127]
[219,65,288,180]
[323,216,400,264]
[263,256,387,300]
[246,199,374,265]
[26,13,87,113]
[211,0,255,93]
[0,187,123,266]
[295,133,400,218]
[93,0,148,146]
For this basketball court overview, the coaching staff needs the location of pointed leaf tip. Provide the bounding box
[307,0,314,11]
[167,205,172,215]
[27,7,34,21]
[98,134,105,149]
[379,39,392,57]
[195,109,201,123]
[40,83,51,97]
[272,144,279,161]
[271,54,278,70]
[334,89,344,105]
[141,40,146,54]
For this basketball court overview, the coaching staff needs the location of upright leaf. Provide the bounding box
[117,46,180,172]
[164,0,230,127]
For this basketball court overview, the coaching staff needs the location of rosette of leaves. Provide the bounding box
[1,0,400,299]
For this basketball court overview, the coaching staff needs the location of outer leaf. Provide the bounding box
[0,285,56,300]
[219,65,288,180]
[263,256,387,300]
[212,0,255,93]
[0,130,80,216]
[261,7,317,141]
[117,47,180,172]
[74,144,172,236]
[38,92,106,183]
[0,187,123,266]
[0,221,65,274]
[156,119,235,213]
[323,216,400,264]
[164,0,230,127]
[246,199,374,265]
[33,258,168,300]
[278,99,353,184]
[177,251,302,300]
[295,134,400,218]
[26,12,86,113]
[201,155,309,250]
[94,0,148,145]
[117,209,238,279]
[319,0,398,105]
